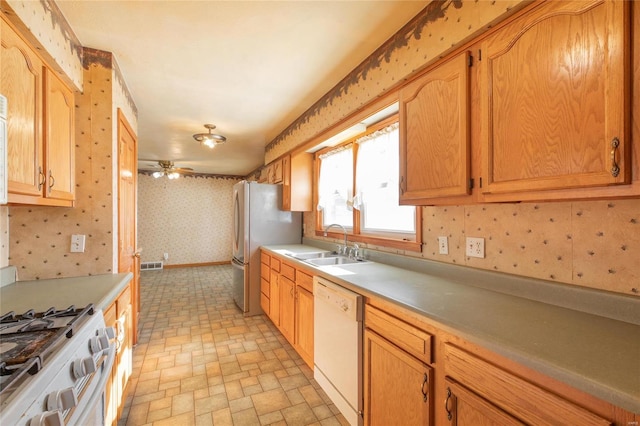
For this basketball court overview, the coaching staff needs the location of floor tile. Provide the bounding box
[118,265,346,426]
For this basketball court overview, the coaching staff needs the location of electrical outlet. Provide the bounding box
[163,253,169,261]
[466,237,485,258]
[70,234,86,253]
[438,236,449,255]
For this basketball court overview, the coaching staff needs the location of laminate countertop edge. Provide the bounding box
[262,244,640,414]
[0,272,134,314]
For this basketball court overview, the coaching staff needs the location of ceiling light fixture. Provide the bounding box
[193,124,226,148]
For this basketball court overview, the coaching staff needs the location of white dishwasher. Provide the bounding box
[313,276,363,426]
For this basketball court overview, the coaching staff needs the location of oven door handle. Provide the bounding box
[71,341,116,426]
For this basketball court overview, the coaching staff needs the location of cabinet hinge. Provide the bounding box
[469,178,474,189]
[478,49,482,61]
[468,55,473,67]
[479,177,483,188]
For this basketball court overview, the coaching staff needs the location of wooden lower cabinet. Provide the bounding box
[442,343,613,426]
[261,250,314,369]
[104,284,133,425]
[269,269,280,327]
[364,329,432,425]
[295,284,314,367]
[279,274,296,343]
[365,298,635,426]
[444,378,524,426]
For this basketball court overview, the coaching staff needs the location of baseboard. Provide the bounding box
[163,261,231,269]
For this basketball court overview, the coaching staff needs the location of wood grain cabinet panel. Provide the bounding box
[294,285,314,368]
[1,17,75,206]
[364,329,432,426]
[279,275,295,344]
[443,343,612,426]
[444,378,525,426]
[480,0,630,196]
[1,17,43,198]
[399,51,471,203]
[44,68,74,201]
[282,153,313,211]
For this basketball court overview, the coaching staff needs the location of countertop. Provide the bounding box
[0,272,134,314]
[262,243,640,414]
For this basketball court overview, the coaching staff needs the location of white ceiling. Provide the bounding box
[56,0,429,176]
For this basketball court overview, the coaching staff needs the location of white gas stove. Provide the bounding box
[0,305,115,425]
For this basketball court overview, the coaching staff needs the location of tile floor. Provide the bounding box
[117,265,348,426]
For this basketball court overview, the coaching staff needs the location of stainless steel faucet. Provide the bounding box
[324,223,348,254]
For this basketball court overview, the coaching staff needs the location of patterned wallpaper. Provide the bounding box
[305,198,640,296]
[265,0,527,162]
[3,0,83,90]
[8,51,137,281]
[137,174,239,266]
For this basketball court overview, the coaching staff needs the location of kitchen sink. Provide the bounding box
[306,255,368,266]
[290,251,333,260]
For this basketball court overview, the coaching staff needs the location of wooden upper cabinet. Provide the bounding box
[282,153,313,211]
[399,51,471,204]
[1,18,43,198]
[44,68,75,201]
[480,0,630,196]
[1,17,75,206]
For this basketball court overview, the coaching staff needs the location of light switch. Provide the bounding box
[70,234,86,253]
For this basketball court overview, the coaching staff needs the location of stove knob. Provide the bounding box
[29,410,64,426]
[72,356,97,379]
[46,387,78,411]
[89,335,102,354]
[98,332,110,350]
[104,326,116,339]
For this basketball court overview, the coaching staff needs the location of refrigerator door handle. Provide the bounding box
[231,257,244,269]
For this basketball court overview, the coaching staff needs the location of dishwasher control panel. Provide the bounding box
[314,276,362,321]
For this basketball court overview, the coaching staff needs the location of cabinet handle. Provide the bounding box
[610,137,620,177]
[48,170,55,194]
[38,167,46,191]
[421,373,429,402]
[399,176,405,195]
[445,387,453,421]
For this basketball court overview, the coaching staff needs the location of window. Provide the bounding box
[316,116,421,250]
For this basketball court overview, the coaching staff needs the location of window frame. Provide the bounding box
[314,115,422,252]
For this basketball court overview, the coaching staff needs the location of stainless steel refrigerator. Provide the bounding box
[232,181,302,316]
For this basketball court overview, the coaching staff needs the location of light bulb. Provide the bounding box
[152,171,163,178]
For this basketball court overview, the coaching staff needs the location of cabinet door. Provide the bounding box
[480,0,629,196]
[444,379,524,426]
[282,153,313,211]
[364,329,432,425]
[102,303,118,426]
[115,304,132,420]
[1,19,43,197]
[279,275,295,344]
[44,68,74,201]
[269,270,280,326]
[295,285,313,368]
[399,51,471,203]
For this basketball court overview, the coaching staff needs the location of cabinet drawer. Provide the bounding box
[116,285,131,317]
[280,262,295,281]
[443,344,611,426]
[261,262,270,281]
[271,257,281,272]
[296,270,313,293]
[365,304,432,364]
[261,252,270,267]
[261,277,270,296]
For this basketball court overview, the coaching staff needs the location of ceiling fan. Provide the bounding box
[139,160,194,179]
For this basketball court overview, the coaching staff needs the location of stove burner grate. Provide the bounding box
[0,304,95,396]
